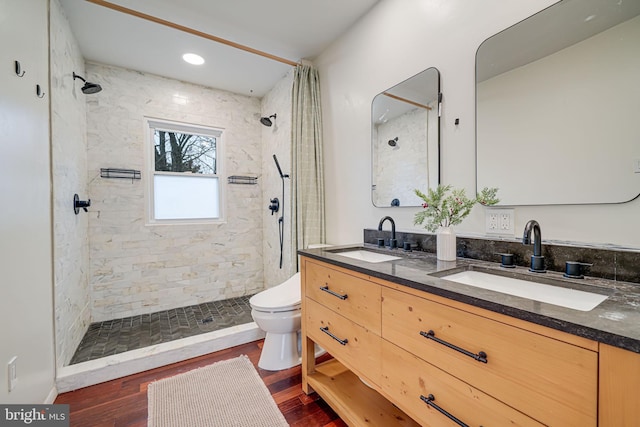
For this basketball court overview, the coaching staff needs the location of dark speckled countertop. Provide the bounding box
[299,244,640,354]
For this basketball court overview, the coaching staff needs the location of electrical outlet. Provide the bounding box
[8,356,17,392]
[486,208,515,235]
[634,158,640,173]
[486,212,498,231]
[500,213,511,230]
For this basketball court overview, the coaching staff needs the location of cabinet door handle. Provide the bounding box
[420,330,488,363]
[320,326,349,345]
[420,394,470,427]
[320,285,348,300]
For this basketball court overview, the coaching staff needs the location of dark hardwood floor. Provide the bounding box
[55,339,346,427]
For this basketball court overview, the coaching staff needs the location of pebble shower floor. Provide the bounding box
[69,295,254,364]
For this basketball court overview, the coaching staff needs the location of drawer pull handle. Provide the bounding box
[420,330,488,363]
[420,394,469,427]
[320,326,349,345]
[320,285,348,300]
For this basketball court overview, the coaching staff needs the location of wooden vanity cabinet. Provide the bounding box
[300,257,635,426]
[598,343,640,426]
[301,259,419,427]
[305,297,381,386]
[381,339,545,426]
[304,260,381,334]
[382,286,598,426]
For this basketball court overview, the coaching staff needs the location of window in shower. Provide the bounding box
[146,118,224,222]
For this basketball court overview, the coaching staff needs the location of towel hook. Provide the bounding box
[14,61,25,77]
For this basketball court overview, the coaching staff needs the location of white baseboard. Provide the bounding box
[56,322,265,393]
[44,385,58,404]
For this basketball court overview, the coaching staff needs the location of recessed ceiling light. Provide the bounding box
[183,53,205,65]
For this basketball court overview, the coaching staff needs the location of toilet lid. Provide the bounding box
[250,272,301,311]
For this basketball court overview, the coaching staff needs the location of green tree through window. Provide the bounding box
[154,130,216,174]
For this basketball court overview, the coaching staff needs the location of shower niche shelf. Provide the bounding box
[228,175,258,185]
[100,168,141,180]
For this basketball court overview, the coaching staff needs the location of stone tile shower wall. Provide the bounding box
[86,63,264,321]
[50,0,92,367]
[261,69,296,288]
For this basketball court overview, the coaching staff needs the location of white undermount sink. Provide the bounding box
[333,250,401,263]
[439,269,608,311]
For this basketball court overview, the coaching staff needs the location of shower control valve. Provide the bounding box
[268,197,280,215]
[73,193,91,214]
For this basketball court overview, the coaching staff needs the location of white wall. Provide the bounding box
[50,0,91,368]
[261,70,296,287]
[0,0,56,403]
[315,0,640,248]
[85,63,264,321]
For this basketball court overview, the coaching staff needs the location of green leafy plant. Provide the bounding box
[414,185,499,232]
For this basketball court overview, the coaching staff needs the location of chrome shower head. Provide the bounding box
[260,114,277,127]
[73,72,102,94]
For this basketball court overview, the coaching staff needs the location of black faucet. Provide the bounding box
[378,216,397,249]
[523,220,545,273]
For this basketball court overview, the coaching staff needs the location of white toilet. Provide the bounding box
[250,272,303,371]
[250,245,330,371]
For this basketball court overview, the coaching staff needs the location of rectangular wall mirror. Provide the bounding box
[476,0,640,205]
[371,67,440,207]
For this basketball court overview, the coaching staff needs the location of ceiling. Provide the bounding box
[59,0,381,97]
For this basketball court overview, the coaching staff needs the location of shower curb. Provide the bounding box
[56,322,265,393]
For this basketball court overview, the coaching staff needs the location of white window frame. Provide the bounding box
[145,117,225,225]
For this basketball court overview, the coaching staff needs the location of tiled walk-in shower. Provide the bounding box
[70,295,255,364]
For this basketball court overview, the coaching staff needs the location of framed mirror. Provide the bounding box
[476,0,640,205]
[371,67,440,207]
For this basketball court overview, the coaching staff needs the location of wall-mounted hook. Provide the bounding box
[14,61,25,77]
[73,194,91,214]
[36,84,45,98]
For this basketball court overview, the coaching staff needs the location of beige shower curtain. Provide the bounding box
[291,64,325,269]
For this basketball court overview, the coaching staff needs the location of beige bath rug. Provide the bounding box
[148,355,289,427]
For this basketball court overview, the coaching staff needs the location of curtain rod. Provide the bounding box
[383,92,432,110]
[86,0,299,67]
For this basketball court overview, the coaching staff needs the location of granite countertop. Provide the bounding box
[299,244,640,354]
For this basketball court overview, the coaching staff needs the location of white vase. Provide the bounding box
[437,226,457,261]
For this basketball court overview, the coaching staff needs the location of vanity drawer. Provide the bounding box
[306,297,381,387]
[381,340,543,427]
[305,260,381,334]
[381,287,597,427]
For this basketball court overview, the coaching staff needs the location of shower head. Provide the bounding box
[260,114,277,127]
[388,137,398,147]
[73,72,102,94]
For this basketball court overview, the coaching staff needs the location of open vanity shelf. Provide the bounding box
[306,358,418,426]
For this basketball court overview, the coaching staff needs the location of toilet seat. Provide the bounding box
[250,272,301,313]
